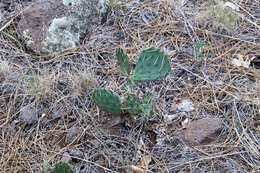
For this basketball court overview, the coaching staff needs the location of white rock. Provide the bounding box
[224,2,240,11]
[177,99,195,112]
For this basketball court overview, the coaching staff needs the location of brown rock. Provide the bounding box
[178,118,222,146]
[100,116,124,136]
[17,0,67,53]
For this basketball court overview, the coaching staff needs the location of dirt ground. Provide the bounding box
[0,0,259,172]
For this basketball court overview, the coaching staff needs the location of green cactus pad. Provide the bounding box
[141,92,155,117]
[53,162,74,173]
[93,89,121,115]
[132,47,171,81]
[116,48,131,76]
[123,94,141,115]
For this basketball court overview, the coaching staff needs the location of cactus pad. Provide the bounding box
[116,48,131,76]
[93,89,121,115]
[132,47,171,81]
[141,92,155,117]
[123,94,141,115]
[54,162,74,173]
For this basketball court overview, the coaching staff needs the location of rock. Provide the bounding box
[0,0,10,10]
[61,152,72,163]
[6,71,22,83]
[51,102,72,119]
[18,0,108,54]
[164,112,186,122]
[17,0,67,53]
[69,149,83,158]
[100,115,125,136]
[178,118,222,146]
[176,99,195,112]
[66,126,83,144]
[165,99,194,122]
[19,105,39,124]
[0,61,9,81]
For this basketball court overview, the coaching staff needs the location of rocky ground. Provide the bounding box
[0,0,259,172]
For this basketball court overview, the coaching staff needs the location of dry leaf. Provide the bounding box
[129,155,152,173]
[232,54,255,68]
[139,155,152,170]
[130,165,144,173]
[181,118,189,128]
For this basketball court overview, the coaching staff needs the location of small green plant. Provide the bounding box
[206,0,239,29]
[93,47,171,116]
[195,40,208,57]
[108,0,126,11]
[194,0,239,31]
[210,0,238,28]
[53,162,74,173]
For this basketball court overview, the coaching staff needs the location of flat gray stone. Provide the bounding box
[19,105,39,124]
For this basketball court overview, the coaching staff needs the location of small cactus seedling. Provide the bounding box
[133,47,171,81]
[53,162,74,173]
[93,89,121,115]
[116,48,131,76]
[195,40,208,57]
[123,94,141,115]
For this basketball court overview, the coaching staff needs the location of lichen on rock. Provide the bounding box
[18,0,109,54]
[43,16,84,53]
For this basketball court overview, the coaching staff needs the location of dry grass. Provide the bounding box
[0,0,260,172]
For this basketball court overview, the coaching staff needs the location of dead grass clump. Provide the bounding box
[23,70,55,102]
[71,69,95,97]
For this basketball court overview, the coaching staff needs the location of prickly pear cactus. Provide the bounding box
[132,47,171,81]
[140,92,155,117]
[123,94,141,115]
[93,89,121,114]
[116,48,131,76]
[53,162,74,173]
